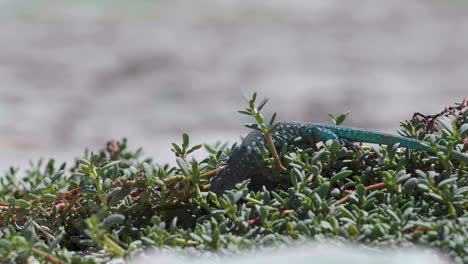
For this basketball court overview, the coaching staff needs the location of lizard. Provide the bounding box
[209,122,468,194]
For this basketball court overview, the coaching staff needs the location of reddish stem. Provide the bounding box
[334,182,386,206]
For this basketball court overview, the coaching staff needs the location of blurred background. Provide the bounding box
[0,0,467,170]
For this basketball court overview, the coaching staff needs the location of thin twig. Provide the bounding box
[30,247,64,264]
[264,133,288,173]
[32,221,55,244]
[413,97,468,133]
[201,167,223,179]
[201,184,211,191]
[334,182,386,206]
[164,167,223,184]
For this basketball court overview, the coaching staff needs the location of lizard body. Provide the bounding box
[210,122,468,194]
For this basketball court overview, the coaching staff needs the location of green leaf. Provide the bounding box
[42,193,56,202]
[290,170,298,188]
[459,123,468,136]
[51,170,65,183]
[108,188,127,206]
[102,160,121,170]
[330,170,353,183]
[17,199,32,209]
[262,191,271,206]
[258,206,269,221]
[244,123,261,131]
[102,214,126,225]
[428,193,444,203]
[271,191,285,205]
[189,233,203,242]
[348,224,358,237]
[170,217,178,233]
[141,237,155,246]
[176,157,190,176]
[182,133,189,149]
[269,112,277,127]
[455,186,468,195]
[257,97,270,112]
[328,113,337,123]
[331,188,340,197]
[386,209,400,223]
[330,140,340,154]
[0,239,12,250]
[315,182,330,198]
[356,184,366,199]
[311,149,326,164]
[417,183,430,191]
[171,143,182,154]
[403,178,419,195]
[437,177,458,188]
[438,116,453,135]
[187,144,202,154]
[338,207,356,221]
[310,165,320,178]
[142,162,153,177]
[329,112,349,125]
[335,112,350,125]
[396,173,412,184]
[270,122,281,132]
[238,110,252,116]
[292,167,304,182]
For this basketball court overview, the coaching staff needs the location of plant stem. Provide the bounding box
[164,167,223,185]
[201,167,223,179]
[335,182,386,206]
[201,184,211,191]
[102,235,125,257]
[31,247,64,264]
[264,132,288,173]
[163,175,187,184]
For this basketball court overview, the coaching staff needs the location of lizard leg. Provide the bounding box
[340,138,362,151]
[309,127,340,142]
[309,127,360,150]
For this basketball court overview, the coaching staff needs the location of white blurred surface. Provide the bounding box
[0,0,467,169]
[130,243,450,264]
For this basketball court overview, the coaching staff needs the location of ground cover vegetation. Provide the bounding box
[0,94,467,263]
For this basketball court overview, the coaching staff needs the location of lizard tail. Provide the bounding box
[326,126,468,162]
[325,126,431,151]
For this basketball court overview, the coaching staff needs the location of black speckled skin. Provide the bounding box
[210,123,311,194]
[210,122,467,194]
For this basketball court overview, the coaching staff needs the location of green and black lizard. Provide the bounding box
[210,122,468,194]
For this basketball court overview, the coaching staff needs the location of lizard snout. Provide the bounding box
[209,167,239,195]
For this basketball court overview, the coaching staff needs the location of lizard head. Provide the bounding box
[209,166,241,195]
[209,142,270,195]
[209,144,258,194]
